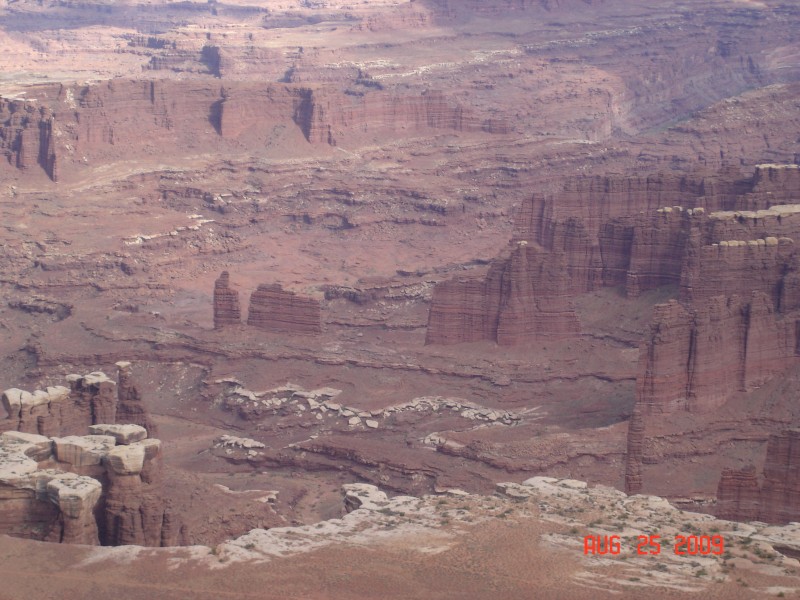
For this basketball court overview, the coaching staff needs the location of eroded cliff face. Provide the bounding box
[623,406,645,495]
[426,165,800,346]
[1,372,116,437]
[625,181,800,494]
[715,430,800,525]
[0,365,180,546]
[0,99,58,180]
[715,465,761,522]
[636,291,797,415]
[0,423,178,546]
[115,362,158,438]
[425,242,580,345]
[213,271,241,329]
[247,284,321,335]
[513,167,800,299]
[759,429,800,525]
[0,81,489,181]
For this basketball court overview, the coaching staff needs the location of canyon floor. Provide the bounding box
[2,0,800,597]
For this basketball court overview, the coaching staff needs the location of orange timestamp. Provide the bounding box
[583,534,725,556]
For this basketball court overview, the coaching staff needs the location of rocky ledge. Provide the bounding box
[0,425,184,546]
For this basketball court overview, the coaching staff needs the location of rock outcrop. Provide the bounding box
[715,465,760,522]
[425,242,580,345]
[759,429,800,525]
[0,98,58,180]
[512,168,800,299]
[2,368,158,439]
[715,430,800,525]
[624,406,645,495]
[2,372,116,437]
[428,165,800,346]
[103,435,171,546]
[636,291,797,415]
[115,362,158,437]
[0,424,178,546]
[247,284,321,335]
[213,271,241,329]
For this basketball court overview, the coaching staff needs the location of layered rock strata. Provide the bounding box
[425,242,580,345]
[623,407,645,495]
[115,362,158,437]
[636,291,797,415]
[513,167,800,298]
[103,434,171,546]
[213,271,241,329]
[0,425,177,546]
[759,429,800,525]
[2,80,493,180]
[247,284,321,335]
[2,372,116,437]
[2,366,158,441]
[427,165,799,345]
[715,465,760,522]
[715,430,800,524]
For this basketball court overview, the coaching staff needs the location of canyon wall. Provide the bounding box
[715,465,761,522]
[715,430,800,525]
[427,165,800,346]
[1,366,158,437]
[115,361,159,437]
[636,289,797,415]
[425,241,580,345]
[1,372,116,437]
[624,171,800,495]
[1,80,491,180]
[758,429,800,525]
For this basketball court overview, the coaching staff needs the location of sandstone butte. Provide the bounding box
[213,272,322,334]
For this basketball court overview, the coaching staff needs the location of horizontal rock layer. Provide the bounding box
[247,284,321,335]
[426,242,580,345]
[0,424,174,546]
[213,271,241,329]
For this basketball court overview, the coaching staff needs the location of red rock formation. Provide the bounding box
[115,362,158,438]
[636,292,797,415]
[2,372,117,437]
[715,465,760,521]
[624,406,645,495]
[247,284,322,335]
[213,271,241,329]
[291,87,481,146]
[624,209,694,297]
[635,300,694,414]
[0,99,58,180]
[0,423,178,547]
[714,430,800,524]
[104,438,168,546]
[426,277,496,345]
[510,167,800,300]
[496,243,581,345]
[680,238,795,307]
[759,429,800,524]
[426,242,580,345]
[749,164,800,206]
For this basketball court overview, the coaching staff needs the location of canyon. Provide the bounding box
[2,0,800,597]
